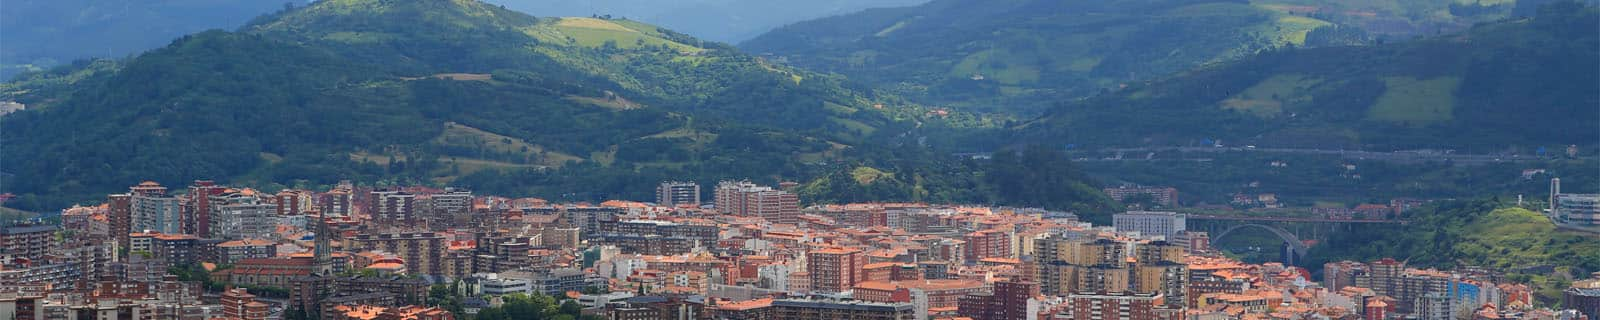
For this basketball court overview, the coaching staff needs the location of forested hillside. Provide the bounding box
[0,0,1113,219]
[742,0,1521,115]
[1018,2,1598,151]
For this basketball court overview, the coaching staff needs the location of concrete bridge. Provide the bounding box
[1189,215,1403,265]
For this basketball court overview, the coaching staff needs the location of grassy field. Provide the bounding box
[1221,74,1320,117]
[797,141,850,164]
[590,146,617,167]
[1455,206,1600,304]
[322,31,400,44]
[1368,76,1459,124]
[535,17,702,52]
[351,122,585,172]
[1066,57,1102,73]
[851,167,894,184]
[0,207,39,222]
[823,101,858,115]
[949,49,1042,85]
[831,117,878,136]
[435,122,582,166]
[565,92,644,110]
[875,20,913,37]
[1239,9,1333,47]
[258,152,285,164]
[1274,15,1334,45]
[401,73,492,81]
[1456,207,1600,270]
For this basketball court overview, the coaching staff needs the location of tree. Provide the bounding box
[559,300,583,317]
[987,146,1117,223]
[476,307,508,320]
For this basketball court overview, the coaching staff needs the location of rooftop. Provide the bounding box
[715,298,773,311]
[0,225,57,235]
[218,239,277,247]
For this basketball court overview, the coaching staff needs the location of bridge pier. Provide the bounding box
[1281,243,1298,266]
[1207,223,1310,266]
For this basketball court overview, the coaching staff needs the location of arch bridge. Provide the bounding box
[1210,223,1308,265]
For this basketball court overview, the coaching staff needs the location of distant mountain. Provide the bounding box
[0,0,931,80]
[0,0,285,79]
[1017,2,1599,151]
[488,0,931,43]
[742,0,1519,114]
[0,0,1112,215]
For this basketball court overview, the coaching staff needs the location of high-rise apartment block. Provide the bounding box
[1103,186,1179,208]
[958,280,1039,320]
[347,232,445,276]
[715,181,799,223]
[656,181,701,207]
[210,190,277,240]
[369,189,417,223]
[184,180,226,236]
[130,182,182,234]
[0,225,56,262]
[808,247,865,294]
[1034,236,1187,308]
[1113,211,1187,239]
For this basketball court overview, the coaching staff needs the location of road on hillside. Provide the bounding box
[1071,146,1588,164]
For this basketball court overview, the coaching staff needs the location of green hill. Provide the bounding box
[0,0,912,208]
[741,0,1516,115]
[1018,2,1598,150]
[238,0,912,138]
[0,0,1110,216]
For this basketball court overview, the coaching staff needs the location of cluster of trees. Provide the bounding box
[1303,25,1371,47]
[791,146,1121,223]
[474,293,598,320]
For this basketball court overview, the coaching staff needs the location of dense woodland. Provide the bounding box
[0,0,1100,218]
[741,0,1524,115]
[1019,3,1599,151]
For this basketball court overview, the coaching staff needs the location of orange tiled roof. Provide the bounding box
[715,298,773,311]
[365,262,406,271]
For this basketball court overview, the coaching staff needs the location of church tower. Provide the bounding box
[312,210,334,276]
